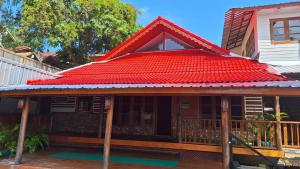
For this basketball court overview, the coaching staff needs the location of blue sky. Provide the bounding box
[123,0,300,45]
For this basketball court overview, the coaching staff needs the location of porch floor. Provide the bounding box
[0,147,222,169]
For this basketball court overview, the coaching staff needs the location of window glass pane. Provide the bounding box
[202,96,211,104]
[289,19,300,27]
[138,33,164,52]
[289,34,300,41]
[165,35,191,50]
[201,96,212,116]
[144,97,154,125]
[113,96,119,124]
[289,27,300,34]
[121,96,130,125]
[133,96,142,125]
[231,96,241,105]
[273,35,285,41]
[272,21,284,28]
[273,28,285,35]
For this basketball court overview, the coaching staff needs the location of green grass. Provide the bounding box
[49,152,178,168]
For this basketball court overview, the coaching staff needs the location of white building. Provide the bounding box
[222,2,300,121]
[222,2,300,79]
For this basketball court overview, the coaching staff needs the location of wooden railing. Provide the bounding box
[281,121,300,148]
[180,118,278,148]
[231,120,277,148]
[180,118,222,145]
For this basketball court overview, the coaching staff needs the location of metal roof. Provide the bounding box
[1,81,300,92]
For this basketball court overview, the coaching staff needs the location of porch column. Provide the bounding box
[221,96,230,169]
[103,96,115,169]
[275,96,282,150]
[14,96,30,164]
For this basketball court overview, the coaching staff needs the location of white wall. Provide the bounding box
[257,6,300,65]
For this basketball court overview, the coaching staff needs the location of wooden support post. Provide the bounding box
[103,96,114,169]
[221,96,230,169]
[275,96,282,150]
[15,96,30,164]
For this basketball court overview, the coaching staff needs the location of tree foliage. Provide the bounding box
[0,0,141,69]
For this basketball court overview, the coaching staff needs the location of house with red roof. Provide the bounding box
[1,16,300,169]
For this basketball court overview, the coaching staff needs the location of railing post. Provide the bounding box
[283,123,288,146]
[221,96,230,169]
[257,123,262,147]
[275,96,282,150]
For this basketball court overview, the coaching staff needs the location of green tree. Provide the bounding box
[0,0,141,69]
[0,0,22,48]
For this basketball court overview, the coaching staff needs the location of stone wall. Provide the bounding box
[51,112,101,136]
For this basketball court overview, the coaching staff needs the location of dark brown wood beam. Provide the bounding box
[221,96,230,169]
[103,96,114,169]
[14,96,30,164]
[275,96,283,150]
[3,87,300,96]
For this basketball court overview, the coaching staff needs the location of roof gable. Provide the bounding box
[99,16,229,61]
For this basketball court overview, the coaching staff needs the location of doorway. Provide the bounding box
[156,96,172,136]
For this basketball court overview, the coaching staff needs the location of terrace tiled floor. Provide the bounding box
[0,147,222,169]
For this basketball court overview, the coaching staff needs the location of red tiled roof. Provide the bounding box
[27,49,286,85]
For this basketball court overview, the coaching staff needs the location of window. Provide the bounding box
[133,96,142,125]
[120,96,130,125]
[270,17,300,43]
[113,96,155,126]
[77,96,93,112]
[137,33,192,52]
[230,96,243,120]
[201,96,212,118]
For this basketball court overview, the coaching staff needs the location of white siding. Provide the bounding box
[0,49,58,86]
[257,6,300,64]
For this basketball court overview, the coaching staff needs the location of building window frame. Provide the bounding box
[270,16,300,44]
[77,96,93,112]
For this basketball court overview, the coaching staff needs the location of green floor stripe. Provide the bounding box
[49,152,178,168]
